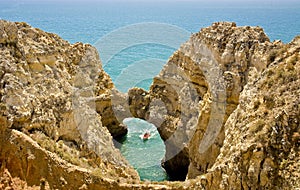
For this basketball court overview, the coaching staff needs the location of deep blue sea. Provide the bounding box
[1,0,300,181]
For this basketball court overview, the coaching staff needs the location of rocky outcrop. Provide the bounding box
[128,22,299,189]
[128,88,150,119]
[185,23,282,180]
[198,35,300,190]
[134,22,282,180]
[0,20,138,189]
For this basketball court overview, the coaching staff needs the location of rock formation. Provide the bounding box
[126,22,299,189]
[198,35,300,189]
[0,20,299,190]
[134,22,282,180]
[0,20,138,189]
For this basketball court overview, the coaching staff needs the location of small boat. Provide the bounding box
[142,132,151,140]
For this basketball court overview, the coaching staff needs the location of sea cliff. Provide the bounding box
[0,20,299,189]
[140,22,299,189]
[0,20,139,189]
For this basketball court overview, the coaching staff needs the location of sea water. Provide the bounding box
[115,118,168,181]
[1,0,300,181]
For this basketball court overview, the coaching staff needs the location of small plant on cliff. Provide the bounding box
[249,119,265,134]
[267,46,288,64]
[91,168,104,178]
[264,95,275,109]
[287,54,298,67]
[32,131,82,166]
[267,50,278,64]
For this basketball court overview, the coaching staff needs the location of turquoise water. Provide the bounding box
[117,118,168,181]
[2,1,300,44]
[102,44,176,92]
[1,0,300,181]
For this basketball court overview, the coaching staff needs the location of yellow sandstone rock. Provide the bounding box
[0,20,299,190]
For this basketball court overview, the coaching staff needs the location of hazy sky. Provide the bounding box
[4,0,300,8]
[6,0,300,2]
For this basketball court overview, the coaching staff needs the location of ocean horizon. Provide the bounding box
[1,1,300,44]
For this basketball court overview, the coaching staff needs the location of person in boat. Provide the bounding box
[143,131,151,139]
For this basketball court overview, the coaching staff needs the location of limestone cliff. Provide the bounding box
[126,22,299,189]
[135,22,282,180]
[0,20,299,190]
[0,20,138,189]
[197,34,300,190]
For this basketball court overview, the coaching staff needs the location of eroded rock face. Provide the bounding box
[0,20,138,189]
[128,88,150,119]
[199,35,300,190]
[136,22,299,189]
[140,22,282,180]
[185,22,282,179]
